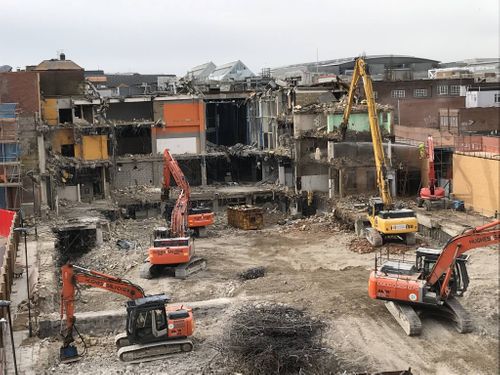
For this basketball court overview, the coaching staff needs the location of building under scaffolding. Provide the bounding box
[0,103,21,210]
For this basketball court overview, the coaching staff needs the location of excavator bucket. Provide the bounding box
[59,344,81,363]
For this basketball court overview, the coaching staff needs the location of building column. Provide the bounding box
[339,169,344,198]
[102,166,109,199]
[201,156,207,186]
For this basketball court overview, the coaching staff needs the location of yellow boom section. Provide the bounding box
[341,58,393,208]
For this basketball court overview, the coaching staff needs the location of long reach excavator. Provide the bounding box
[60,264,194,363]
[340,58,418,246]
[140,149,207,279]
[369,219,500,335]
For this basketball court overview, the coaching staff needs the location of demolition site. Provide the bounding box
[0,53,498,375]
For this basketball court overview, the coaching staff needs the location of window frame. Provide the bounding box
[437,85,449,96]
[449,85,461,96]
[391,89,406,99]
[413,88,428,98]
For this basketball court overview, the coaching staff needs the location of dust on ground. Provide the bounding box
[32,208,499,375]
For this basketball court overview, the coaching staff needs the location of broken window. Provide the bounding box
[59,108,72,124]
[61,144,75,157]
[391,90,405,98]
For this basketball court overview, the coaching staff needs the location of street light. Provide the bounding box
[0,300,18,375]
[13,226,33,337]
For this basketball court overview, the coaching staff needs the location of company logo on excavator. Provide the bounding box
[468,233,499,244]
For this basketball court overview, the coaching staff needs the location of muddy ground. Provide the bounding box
[30,211,499,375]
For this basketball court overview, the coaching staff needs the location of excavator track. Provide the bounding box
[115,332,129,348]
[117,338,193,363]
[140,257,207,280]
[442,296,473,333]
[174,256,207,279]
[366,228,383,247]
[385,301,422,336]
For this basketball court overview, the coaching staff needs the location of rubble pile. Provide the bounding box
[277,212,350,234]
[238,266,266,280]
[222,303,337,374]
[76,217,166,275]
[349,238,420,254]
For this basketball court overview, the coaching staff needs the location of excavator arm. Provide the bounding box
[340,58,392,208]
[163,149,191,201]
[427,220,500,298]
[60,264,145,347]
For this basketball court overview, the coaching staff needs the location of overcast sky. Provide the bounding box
[1,0,498,75]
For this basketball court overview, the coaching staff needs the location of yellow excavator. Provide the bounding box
[340,58,418,246]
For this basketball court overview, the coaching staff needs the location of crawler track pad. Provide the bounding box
[385,301,422,336]
[117,338,193,363]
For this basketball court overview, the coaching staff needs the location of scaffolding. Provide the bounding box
[0,103,22,210]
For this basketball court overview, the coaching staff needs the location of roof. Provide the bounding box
[189,62,216,74]
[208,60,255,81]
[34,59,83,71]
[273,55,440,71]
[104,74,164,88]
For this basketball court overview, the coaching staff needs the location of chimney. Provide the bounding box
[60,53,66,61]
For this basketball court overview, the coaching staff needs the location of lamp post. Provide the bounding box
[0,300,18,375]
[13,226,33,337]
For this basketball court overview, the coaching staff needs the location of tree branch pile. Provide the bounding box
[222,303,339,374]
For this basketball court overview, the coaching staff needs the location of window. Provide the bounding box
[450,85,461,96]
[437,85,448,95]
[391,89,405,98]
[414,88,428,97]
[495,93,500,103]
[449,109,459,129]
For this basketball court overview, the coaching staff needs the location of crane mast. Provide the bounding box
[341,58,393,208]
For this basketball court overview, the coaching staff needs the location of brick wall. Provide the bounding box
[0,72,40,115]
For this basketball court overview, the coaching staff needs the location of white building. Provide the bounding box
[465,87,500,108]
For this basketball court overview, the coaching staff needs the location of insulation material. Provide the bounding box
[156,137,197,154]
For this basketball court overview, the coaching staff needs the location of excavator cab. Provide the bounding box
[126,295,195,341]
[416,248,470,296]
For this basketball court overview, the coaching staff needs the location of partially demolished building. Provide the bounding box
[3,53,497,216]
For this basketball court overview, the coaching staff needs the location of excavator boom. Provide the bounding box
[427,219,500,297]
[341,58,392,208]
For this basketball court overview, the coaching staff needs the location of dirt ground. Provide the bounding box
[30,210,499,375]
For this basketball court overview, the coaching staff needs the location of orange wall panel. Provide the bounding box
[453,153,500,216]
[161,100,205,134]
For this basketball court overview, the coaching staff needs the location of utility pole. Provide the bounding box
[0,300,18,375]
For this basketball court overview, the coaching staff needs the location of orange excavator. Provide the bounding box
[60,264,194,363]
[162,148,214,238]
[140,149,207,279]
[417,136,446,211]
[369,220,500,335]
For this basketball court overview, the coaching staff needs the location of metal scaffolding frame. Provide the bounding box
[0,103,22,210]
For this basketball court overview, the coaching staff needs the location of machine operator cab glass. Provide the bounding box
[126,294,171,344]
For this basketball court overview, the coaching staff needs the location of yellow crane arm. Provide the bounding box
[340,58,393,207]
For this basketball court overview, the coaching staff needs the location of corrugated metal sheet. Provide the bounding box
[0,103,17,119]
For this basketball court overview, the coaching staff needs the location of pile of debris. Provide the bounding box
[349,238,420,254]
[221,303,337,374]
[277,212,351,234]
[238,266,266,280]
